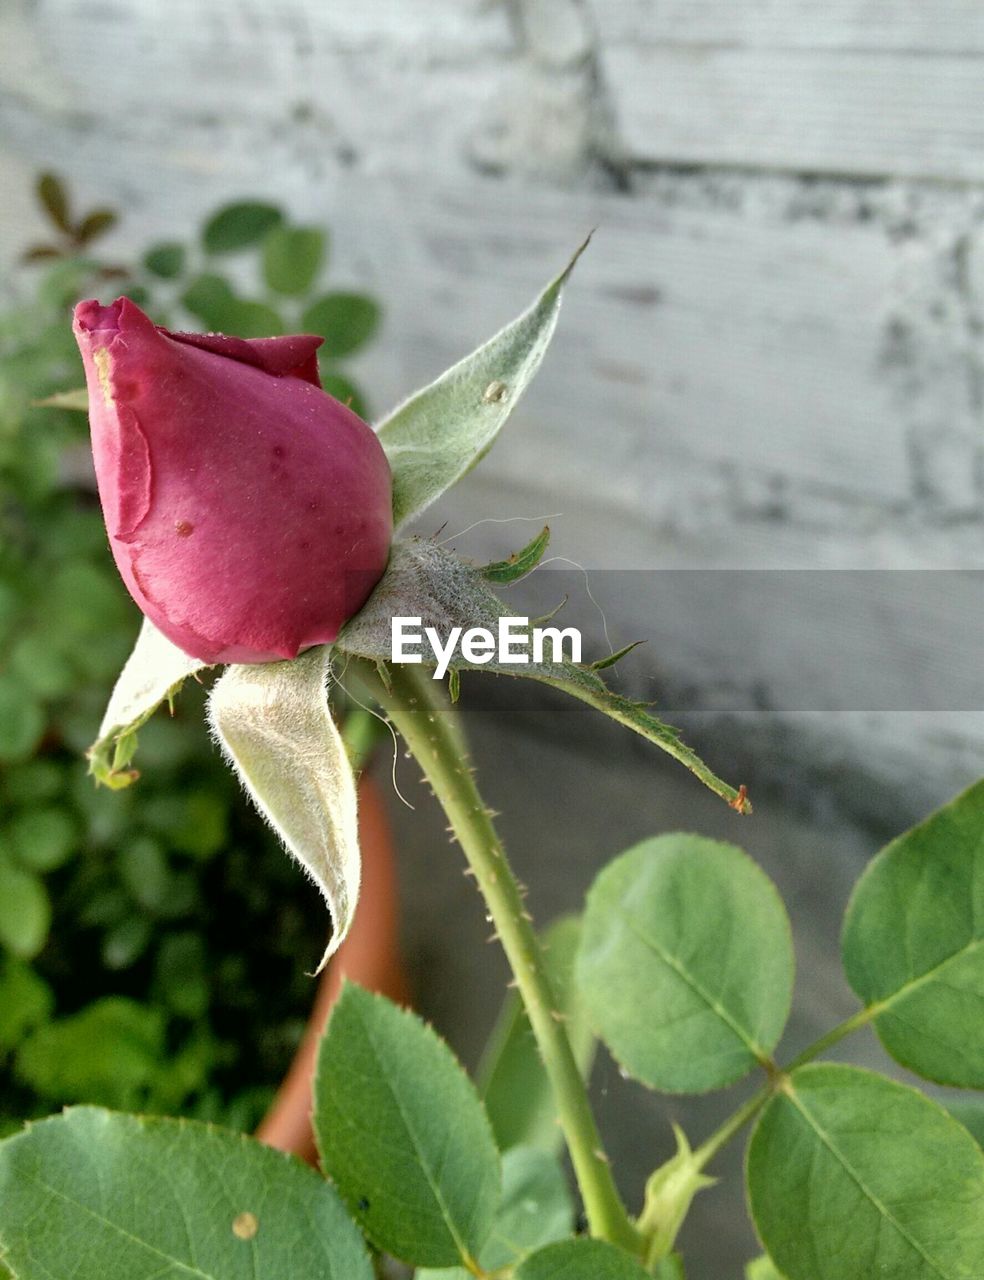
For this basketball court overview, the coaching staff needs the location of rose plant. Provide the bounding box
[1,239,983,1280]
[0,177,390,1146]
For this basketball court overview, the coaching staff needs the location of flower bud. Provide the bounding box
[73,297,392,664]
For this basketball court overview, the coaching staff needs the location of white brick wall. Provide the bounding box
[2,0,982,794]
[5,9,983,1266]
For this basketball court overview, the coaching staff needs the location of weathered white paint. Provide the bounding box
[1,0,982,787]
[3,9,983,1267]
[606,44,984,181]
[600,1,984,54]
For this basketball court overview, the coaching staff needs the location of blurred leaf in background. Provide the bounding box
[0,175,384,1140]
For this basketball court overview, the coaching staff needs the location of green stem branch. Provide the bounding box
[690,1089,770,1172]
[784,1004,879,1072]
[687,1003,880,1174]
[356,659,641,1255]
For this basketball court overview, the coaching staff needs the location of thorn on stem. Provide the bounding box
[729,783,751,814]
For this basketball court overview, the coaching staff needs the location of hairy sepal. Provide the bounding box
[337,540,749,812]
[88,617,209,788]
[377,239,590,530]
[207,645,360,972]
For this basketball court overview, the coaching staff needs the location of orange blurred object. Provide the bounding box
[255,772,408,1165]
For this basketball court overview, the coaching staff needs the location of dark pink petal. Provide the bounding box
[73,296,391,663]
[164,330,325,387]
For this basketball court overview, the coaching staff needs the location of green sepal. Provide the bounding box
[377,238,591,530]
[591,639,646,671]
[207,646,359,973]
[481,526,551,583]
[88,618,209,788]
[337,539,749,811]
[637,1126,715,1266]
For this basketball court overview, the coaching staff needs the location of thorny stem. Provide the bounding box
[355,659,642,1257]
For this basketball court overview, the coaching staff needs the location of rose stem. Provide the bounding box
[354,658,641,1255]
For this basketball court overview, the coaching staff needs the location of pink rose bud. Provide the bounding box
[73,297,392,664]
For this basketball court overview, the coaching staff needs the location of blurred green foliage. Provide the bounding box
[0,175,382,1138]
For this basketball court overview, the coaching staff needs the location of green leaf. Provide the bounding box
[417,1146,573,1279]
[202,200,283,253]
[656,1258,687,1279]
[0,675,45,765]
[88,617,208,788]
[118,836,171,911]
[32,386,89,411]
[146,788,228,859]
[2,760,65,807]
[481,526,551,584]
[101,916,153,971]
[746,1259,785,1280]
[7,807,76,872]
[263,225,326,295]
[182,274,284,337]
[377,239,587,530]
[0,1107,372,1279]
[513,1239,651,1279]
[320,369,368,419]
[20,242,61,263]
[0,958,53,1052]
[337,540,748,811]
[44,560,128,640]
[842,779,984,1086]
[0,859,50,959]
[182,271,236,326]
[143,241,186,279]
[747,1064,984,1280]
[576,835,793,1092]
[949,1100,984,1150]
[144,788,228,860]
[222,298,285,338]
[36,172,71,234]
[314,984,501,1267]
[75,208,117,244]
[9,633,75,698]
[14,998,163,1108]
[208,646,359,972]
[302,291,379,357]
[479,916,595,1153]
[36,255,100,309]
[155,932,210,1018]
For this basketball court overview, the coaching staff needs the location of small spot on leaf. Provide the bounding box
[482,380,508,404]
[232,1210,258,1240]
